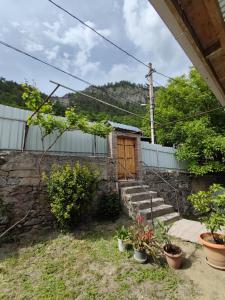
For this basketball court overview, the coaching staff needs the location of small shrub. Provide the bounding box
[43,163,99,228]
[114,225,130,240]
[97,192,121,221]
[188,183,225,244]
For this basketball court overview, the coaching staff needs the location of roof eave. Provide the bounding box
[149,0,225,106]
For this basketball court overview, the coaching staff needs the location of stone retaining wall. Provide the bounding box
[1,150,225,238]
[143,168,225,217]
[0,151,116,238]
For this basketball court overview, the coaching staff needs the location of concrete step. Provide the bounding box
[132,198,164,210]
[119,181,143,188]
[124,191,158,202]
[121,185,151,195]
[139,204,174,219]
[154,212,180,225]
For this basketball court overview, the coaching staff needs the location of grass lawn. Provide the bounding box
[0,219,196,300]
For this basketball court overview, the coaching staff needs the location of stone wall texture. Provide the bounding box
[0,151,116,238]
[143,168,225,217]
[1,150,225,238]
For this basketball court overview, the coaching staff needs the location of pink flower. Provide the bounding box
[136,215,145,224]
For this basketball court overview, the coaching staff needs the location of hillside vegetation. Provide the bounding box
[0,78,151,128]
[142,68,225,175]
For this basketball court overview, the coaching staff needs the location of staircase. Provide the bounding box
[119,181,180,225]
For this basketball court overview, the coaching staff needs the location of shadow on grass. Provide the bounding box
[0,215,131,261]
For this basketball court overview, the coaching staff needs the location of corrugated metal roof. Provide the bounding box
[218,0,225,21]
[108,121,142,133]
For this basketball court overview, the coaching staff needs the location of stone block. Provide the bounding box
[0,156,7,165]
[9,169,38,178]
[19,177,40,186]
[0,177,7,187]
[7,177,20,186]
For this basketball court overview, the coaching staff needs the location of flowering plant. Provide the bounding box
[130,215,154,252]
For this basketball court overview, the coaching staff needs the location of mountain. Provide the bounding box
[0,77,160,128]
[0,77,26,108]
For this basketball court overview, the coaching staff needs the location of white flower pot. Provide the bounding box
[118,238,125,252]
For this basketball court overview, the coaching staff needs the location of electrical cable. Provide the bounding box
[48,1,192,90]
[48,0,149,68]
[155,105,225,128]
[50,80,145,119]
[1,40,220,128]
[0,39,146,119]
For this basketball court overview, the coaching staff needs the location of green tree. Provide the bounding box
[22,84,111,153]
[142,68,225,175]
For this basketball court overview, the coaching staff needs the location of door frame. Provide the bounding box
[116,135,137,180]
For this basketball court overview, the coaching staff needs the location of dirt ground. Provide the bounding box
[175,239,225,300]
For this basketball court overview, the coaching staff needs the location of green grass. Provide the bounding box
[0,221,195,300]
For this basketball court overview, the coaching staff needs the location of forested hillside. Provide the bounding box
[0,78,154,128]
[0,77,26,108]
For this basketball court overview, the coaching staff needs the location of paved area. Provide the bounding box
[169,219,208,243]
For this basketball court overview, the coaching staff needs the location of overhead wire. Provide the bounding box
[0,40,147,120]
[0,40,222,127]
[49,80,145,118]
[47,0,176,89]
[155,105,225,129]
[48,0,149,68]
[0,40,148,119]
[1,33,222,129]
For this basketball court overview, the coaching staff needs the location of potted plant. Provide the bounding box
[188,184,225,269]
[130,216,154,263]
[114,225,130,252]
[154,221,183,269]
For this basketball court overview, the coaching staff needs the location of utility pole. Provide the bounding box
[147,63,155,144]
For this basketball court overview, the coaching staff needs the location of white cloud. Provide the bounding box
[123,0,161,53]
[11,21,20,28]
[44,45,59,61]
[43,19,111,77]
[0,0,191,95]
[122,0,191,77]
[24,40,44,52]
[43,20,110,50]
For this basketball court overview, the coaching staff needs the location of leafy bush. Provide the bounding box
[154,221,171,245]
[43,163,99,228]
[188,184,225,243]
[97,192,121,221]
[114,225,130,240]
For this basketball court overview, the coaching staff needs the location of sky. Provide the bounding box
[0,0,191,96]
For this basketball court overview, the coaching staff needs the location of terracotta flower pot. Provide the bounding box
[163,244,183,269]
[199,232,225,270]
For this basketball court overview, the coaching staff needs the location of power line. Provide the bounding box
[48,0,194,90]
[155,105,225,129]
[1,40,221,129]
[48,0,149,68]
[0,40,91,85]
[1,40,222,128]
[154,70,172,81]
[49,80,145,119]
[0,40,146,116]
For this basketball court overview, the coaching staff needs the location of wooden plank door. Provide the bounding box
[117,137,136,180]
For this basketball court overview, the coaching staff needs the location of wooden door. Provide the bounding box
[117,137,136,180]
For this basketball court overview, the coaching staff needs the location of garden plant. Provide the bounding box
[154,221,183,269]
[188,184,225,269]
[114,225,131,252]
[0,84,111,238]
[43,163,99,228]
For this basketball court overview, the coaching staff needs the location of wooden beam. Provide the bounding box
[205,47,223,59]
